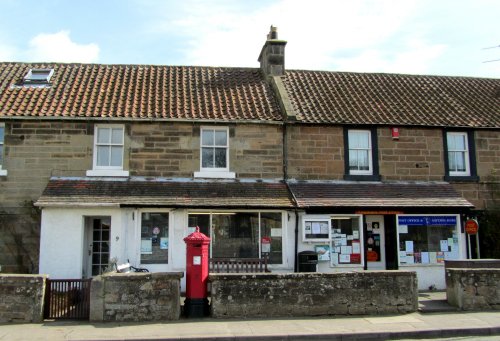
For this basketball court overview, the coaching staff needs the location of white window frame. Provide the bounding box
[194,126,235,178]
[86,124,129,177]
[0,123,6,176]
[348,130,373,175]
[187,210,287,268]
[23,68,54,84]
[447,132,470,177]
[137,209,172,266]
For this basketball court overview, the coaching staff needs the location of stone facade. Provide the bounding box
[0,274,46,323]
[0,120,284,273]
[446,268,500,310]
[90,272,183,322]
[209,271,418,318]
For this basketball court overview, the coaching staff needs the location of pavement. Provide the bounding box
[0,292,499,341]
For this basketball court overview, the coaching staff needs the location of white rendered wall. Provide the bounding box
[39,207,125,279]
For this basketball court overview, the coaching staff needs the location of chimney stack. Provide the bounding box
[258,26,287,77]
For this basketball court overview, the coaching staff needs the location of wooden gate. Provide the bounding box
[44,279,92,320]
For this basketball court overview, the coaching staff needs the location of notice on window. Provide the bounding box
[331,252,339,265]
[399,225,408,234]
[341,246,352,255]
[405,240,414,253]
[141,238,152,254]
[160,238,168,250]
[421,252,430,264]
[352,241,361,254]
[429,252,437,264]
[271,228,282,237]
[339,254,351,263]
[312,222,321,234]
[440,240,449,252]
[353,231,359,239]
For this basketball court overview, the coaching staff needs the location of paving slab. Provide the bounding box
[0,310,500,341]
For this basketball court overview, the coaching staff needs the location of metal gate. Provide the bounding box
[44,279,92,320]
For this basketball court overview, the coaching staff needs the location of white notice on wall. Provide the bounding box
[331,252,339,265]
[405,240,414,253]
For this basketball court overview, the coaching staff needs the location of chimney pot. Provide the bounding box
[258,26,287,77]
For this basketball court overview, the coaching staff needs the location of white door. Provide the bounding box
[366,215,386,270]
[83,217,111,278]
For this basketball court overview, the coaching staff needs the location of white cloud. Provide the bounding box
[25,30,99,63]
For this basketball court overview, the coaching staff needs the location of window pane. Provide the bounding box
[202,130,214,146]
[110,146,123,167]
[349,150,359,170]
[260,213,283,264]
[212,213,259,258]
[140,212,169,264]
[97,127,110,144]
[349,131,369,149]
[214,148,227,168]
[202,147,214,168]
[448,152,457,171]
[359,150,369,170]
[111,128,123,144]
[188,214,211,237]
[97,146,110,166]
[0,127,4,142]
[214,130,227,146]
[331,217,361,265]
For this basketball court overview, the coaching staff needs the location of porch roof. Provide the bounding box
[288,181,474,209]
[35,177,295,208]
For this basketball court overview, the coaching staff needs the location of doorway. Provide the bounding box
[366,215,386,270]
[83,217,111,278]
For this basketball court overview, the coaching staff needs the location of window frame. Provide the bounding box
[23,68,54,84]
[344,127,380,181]
[443,130,478,182]
[0,123,6,176]
[86,124,129,177]
[187,210,286,267]
[194,126,235,178]
[138,210,171,265]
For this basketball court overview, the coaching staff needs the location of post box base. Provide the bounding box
[184,298,210,318]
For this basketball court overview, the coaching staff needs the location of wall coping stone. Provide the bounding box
[209,270,416,281]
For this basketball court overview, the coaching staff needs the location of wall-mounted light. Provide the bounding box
[391,127,400,140]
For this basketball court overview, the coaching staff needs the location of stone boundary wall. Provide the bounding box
[0,274,46,323]
[90,272,183,322]
[209,271,418,318]
[446,268,500,310]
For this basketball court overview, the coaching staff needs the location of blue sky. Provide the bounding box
[0,0,499,77]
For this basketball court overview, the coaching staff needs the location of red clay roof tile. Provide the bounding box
[0,63,281,121]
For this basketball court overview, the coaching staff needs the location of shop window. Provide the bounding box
[194,127,235,178]
[444,131,478,181]
[0,124,6,176]
[188,212,283,264]
[344,128,380,181]
[140,212,169,264]
[330,216,362,266]
[86,124,129,177]
[397,215,460,265]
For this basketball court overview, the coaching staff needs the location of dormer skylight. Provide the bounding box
[23,68,54,85]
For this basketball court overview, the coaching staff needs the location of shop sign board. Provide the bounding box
[398,216,456,226]
[465,219,479,235]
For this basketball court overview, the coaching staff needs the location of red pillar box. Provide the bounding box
[183,226,211,317]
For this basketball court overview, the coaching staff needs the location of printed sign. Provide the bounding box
[398,216,457,226]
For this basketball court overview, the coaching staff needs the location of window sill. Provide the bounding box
[443,175,480,182]
[194,171,236,179]
[86,169,129,177]
[344,174,381,181]
[0,169,7,176]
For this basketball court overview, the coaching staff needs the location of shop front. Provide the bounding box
[290,181,474,290]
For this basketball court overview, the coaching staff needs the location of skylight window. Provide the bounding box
[23,68,54,84]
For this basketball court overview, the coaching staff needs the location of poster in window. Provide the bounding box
[141,238,153,254]
[160,237,168,250]
[315,245,330,261]
[352,241,361,254]
[339,254,351,263]
[421,252,430,264]
[440,240,449,252]
[436,252,445,263]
